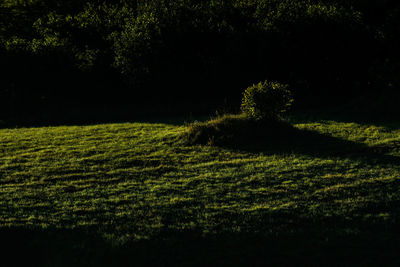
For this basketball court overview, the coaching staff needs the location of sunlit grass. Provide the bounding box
[1,117,400,265]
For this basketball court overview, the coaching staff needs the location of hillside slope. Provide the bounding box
[1,118,400,266]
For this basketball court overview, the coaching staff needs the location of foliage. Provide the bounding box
[1,0,400,118]
[113,11,161,85]
[241,81,293,121]
[180,79,294,146]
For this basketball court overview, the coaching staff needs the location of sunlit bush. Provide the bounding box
[241,81,293,121]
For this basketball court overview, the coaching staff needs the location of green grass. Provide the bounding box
[1,116,400,266]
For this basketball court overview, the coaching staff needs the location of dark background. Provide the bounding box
[1,0,399,125]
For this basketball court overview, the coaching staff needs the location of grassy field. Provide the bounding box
[1,115,400,266]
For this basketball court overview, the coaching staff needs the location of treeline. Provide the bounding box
[1,0,399,120]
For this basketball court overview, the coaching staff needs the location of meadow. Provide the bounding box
[2,1,400,265]
[1,114,400,266]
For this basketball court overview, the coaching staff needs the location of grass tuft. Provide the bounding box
[180,113,294,146]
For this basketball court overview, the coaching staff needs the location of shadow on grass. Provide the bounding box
[286,110,400,131]
[230,125,399,163]
[2,220,400,267]
[183,116,400,165]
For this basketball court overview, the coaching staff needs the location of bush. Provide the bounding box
[241,81,293,121]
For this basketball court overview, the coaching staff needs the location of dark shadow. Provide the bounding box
[186,119,400,166]
[234,126,396,156]
[286,109,400,131]
[2,216,400,267]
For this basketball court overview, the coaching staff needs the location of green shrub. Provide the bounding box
[241,80,293,121]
